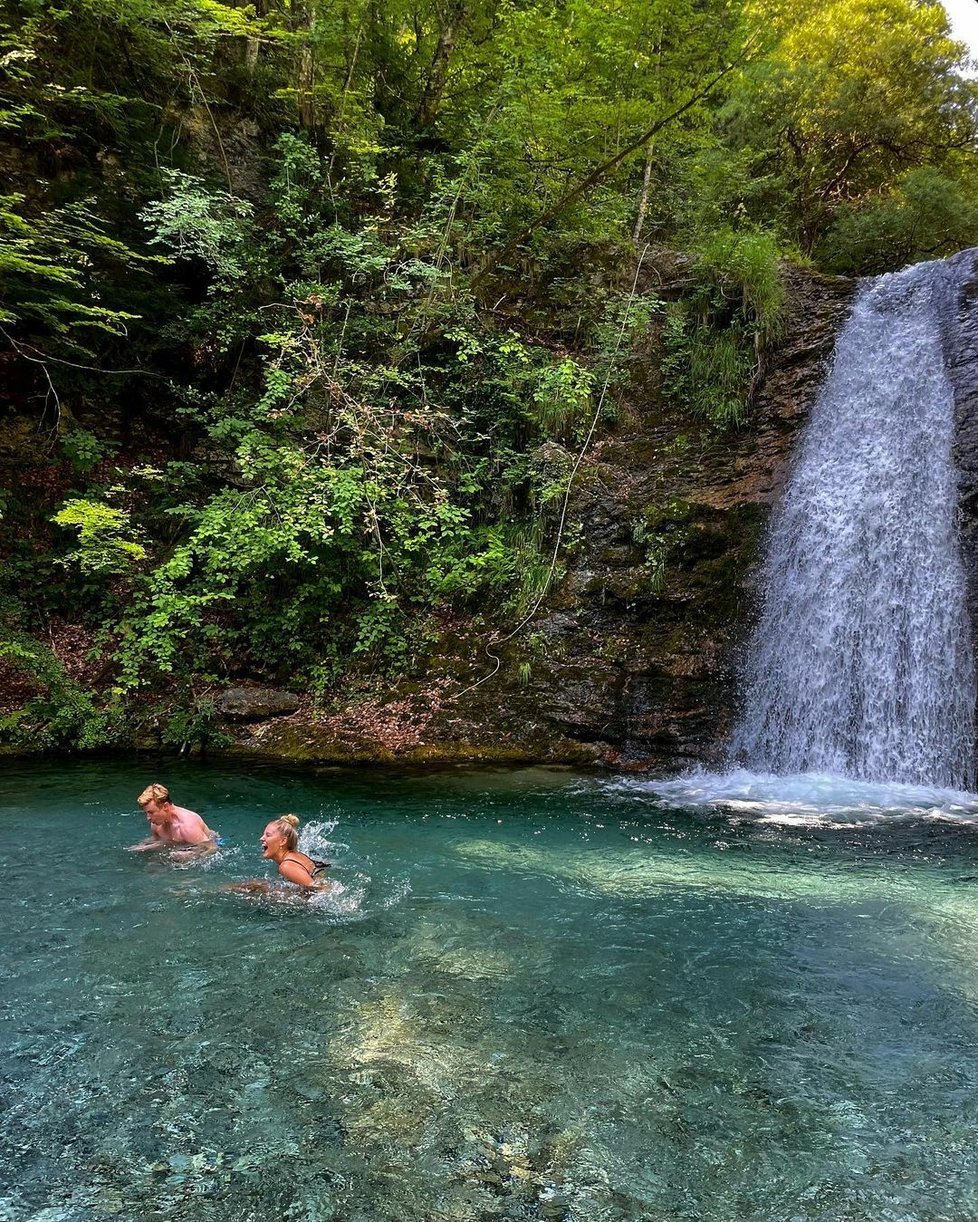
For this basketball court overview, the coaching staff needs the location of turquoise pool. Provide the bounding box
[3,760,978,1220]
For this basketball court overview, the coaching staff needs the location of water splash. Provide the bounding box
[623,768,978,827]
[299,817,340,861]
[731,258,976,787]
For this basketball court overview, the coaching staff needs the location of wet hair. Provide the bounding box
[138,783,170,808]
[270,813,300,851]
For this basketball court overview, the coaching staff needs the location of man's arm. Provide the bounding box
[171,839,218,863]
[128,836,168,852]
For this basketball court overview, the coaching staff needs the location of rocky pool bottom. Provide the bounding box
[3,760,978,1221]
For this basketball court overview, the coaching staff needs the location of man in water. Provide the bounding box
[130,783,220,857]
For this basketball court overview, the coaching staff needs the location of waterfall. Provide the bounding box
[730,258,976,789]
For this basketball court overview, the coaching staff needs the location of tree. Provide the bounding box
[719,0,978,257]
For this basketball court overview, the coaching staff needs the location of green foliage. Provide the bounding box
[0,632,123,750]
[140,174,256,287]
[591,292,662,392]
[60,426,116,475]
[53,499,147,575]
[662,311,755,427]
[717,0,978,261]
[662,227,784,426]
[693,229,785,332]
[159,696,227,754]
[0,194,143,338]
[823,167,978,274]
[632,498,697,594]
[631,519,667,596]
[530,359,594,438]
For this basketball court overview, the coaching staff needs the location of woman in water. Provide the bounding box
[229,814,331,896]
[259,814,330,889]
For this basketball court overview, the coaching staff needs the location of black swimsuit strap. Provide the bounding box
[282,853,316,876]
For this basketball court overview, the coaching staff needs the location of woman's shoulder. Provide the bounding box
[283,850,315,866]
[281,851,319,876]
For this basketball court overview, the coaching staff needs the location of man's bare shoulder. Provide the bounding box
[171,804,202,820]
[168,806,214,844]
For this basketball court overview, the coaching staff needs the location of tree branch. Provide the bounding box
[469,37,761,288]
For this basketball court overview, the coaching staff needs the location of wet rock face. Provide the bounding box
[502,265,859,770]
[945,251,978,481]
[946,246,978,749]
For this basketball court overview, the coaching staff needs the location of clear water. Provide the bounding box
[732,258,976,788]
[5,760,978,1221]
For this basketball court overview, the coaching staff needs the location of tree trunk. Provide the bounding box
[415,4,463,129]
[632,142,654,242]
[297,3,317,129]
[245,0,272,73]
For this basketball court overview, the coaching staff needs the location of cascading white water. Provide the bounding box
[730,258,976,789]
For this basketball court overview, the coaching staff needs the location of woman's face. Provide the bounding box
[260,822,285,858]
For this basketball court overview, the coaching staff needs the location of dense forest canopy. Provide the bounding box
[1,0,977,749]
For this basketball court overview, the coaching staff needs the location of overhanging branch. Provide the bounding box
[469,36,762,289]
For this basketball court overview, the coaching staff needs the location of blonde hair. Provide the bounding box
[271,813,300,851]
[138,783,170,808]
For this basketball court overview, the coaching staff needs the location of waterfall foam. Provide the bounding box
[730,258,976,789]
[617,768,978,826]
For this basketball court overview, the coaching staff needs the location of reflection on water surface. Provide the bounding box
[2,760,978,1220]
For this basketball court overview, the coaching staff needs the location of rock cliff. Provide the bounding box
[217,264,860,770]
